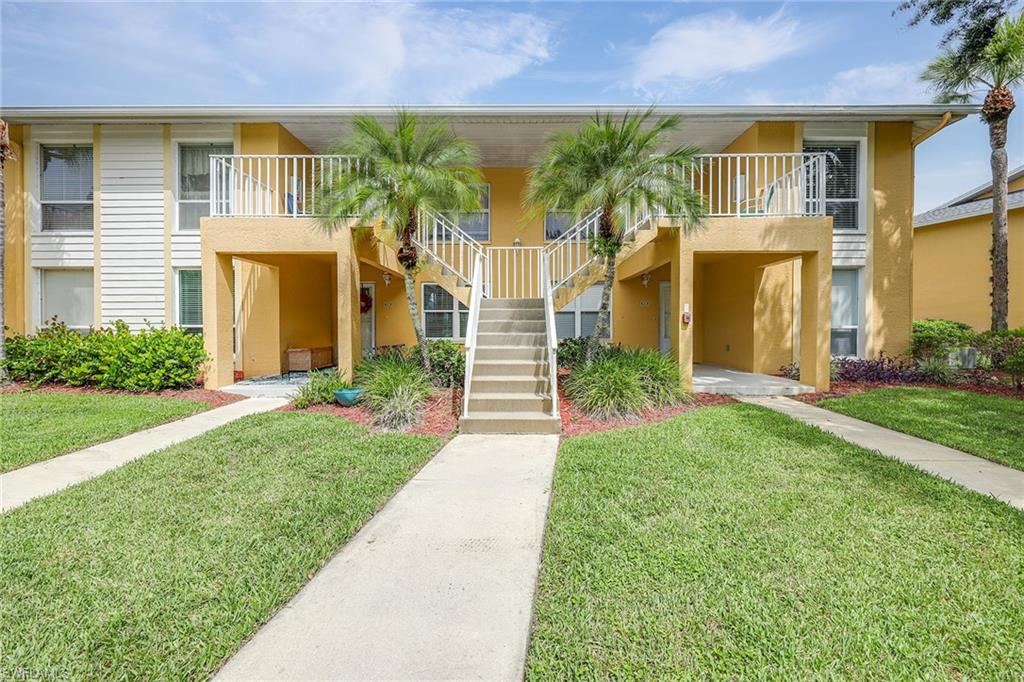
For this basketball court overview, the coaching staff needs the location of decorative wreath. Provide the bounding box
[360,290,373,314]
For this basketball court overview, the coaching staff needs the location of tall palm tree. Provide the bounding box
[922,12,1024,330]
[0,119,15,383]
[525,108,706,361]
[316,110,484,373]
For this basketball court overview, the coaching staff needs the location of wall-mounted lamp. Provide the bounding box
[513,238,522,247]
[382,272,392,287]
[640,272,651,288]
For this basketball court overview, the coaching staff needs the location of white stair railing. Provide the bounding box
[484,246,545,299]
[415,209,488,289]
[541,253,560,417]
[462,253,486,416]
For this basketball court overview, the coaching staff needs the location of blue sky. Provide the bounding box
[2,1,1021,210]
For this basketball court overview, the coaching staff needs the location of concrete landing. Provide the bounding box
[693,364,814,396]
[739,395,1024,511]
[0,397,288,513]
[215,433,560,681]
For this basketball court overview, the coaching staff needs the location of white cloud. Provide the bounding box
[625,10,818,96]
[1,2,554,104]
[822,62,931,104]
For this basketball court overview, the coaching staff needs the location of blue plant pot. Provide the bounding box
[334,387,364,406]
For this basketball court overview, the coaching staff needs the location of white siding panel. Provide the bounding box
[31,235,94,267]
[833,233,867,267]
[100,125,166,328]
[172,233,202,267]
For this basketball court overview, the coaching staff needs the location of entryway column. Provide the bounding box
[203,252,234,389]
[799,251,831,391]
[336,230,361,381]
[675,246,694,391]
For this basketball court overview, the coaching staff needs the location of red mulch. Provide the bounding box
[795,379,1024,404]
[0,381,244,408]
[284,388,461,437]
[558,385,734,437]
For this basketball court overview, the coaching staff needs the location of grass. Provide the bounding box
[0,391,207,473]
[527,404,1024,679]
[819,386,1024,471]
[0,411,442,679]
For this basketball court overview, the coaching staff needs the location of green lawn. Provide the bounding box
[0,411,441,679]
[819,387,1024,471]
[0,391,207,473]
[528,404,1024,679]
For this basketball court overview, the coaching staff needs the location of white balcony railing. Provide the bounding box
[210,154,362,217]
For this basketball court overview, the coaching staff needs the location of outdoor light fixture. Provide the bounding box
[382,272,392,286]
[640,273,651,287]
[513,238,522,247]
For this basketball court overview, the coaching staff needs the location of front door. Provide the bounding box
[360,283,375,356]
[659,281,671,354]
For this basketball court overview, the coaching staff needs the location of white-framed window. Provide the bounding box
[804,140,865,231]
[178,143,232,230]
[423,284,468,340]
[831,268,861,357]
[556,284,611,340]
[39,268,93,330]
[544,210,574,241]
[453,184,490,241]
[39,145,93,232]
[175,269,203,334]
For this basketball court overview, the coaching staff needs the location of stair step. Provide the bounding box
[469,393,550,412]
[476,332,546,347]
[478,307,545,321]
[459,412,561,434]
[471,376,548,393]
[482,298,543,310]
[472,360,548,376]
[475,347,547,362]
[478,319,546,334]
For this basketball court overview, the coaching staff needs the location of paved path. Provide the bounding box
[1,397,288,513]
[739,395,1024,511]
[216,433,560,681]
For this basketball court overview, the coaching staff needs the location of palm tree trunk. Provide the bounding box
[398,211,433,375]
[586,206,617,364]
[988,115,1010,331]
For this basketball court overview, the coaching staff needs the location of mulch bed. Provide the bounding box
[559,388,734,438]
[285,388,461,437]
[794,379,1024,404]
[0,381,244,408]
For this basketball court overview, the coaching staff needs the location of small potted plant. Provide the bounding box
[334,386,365,406]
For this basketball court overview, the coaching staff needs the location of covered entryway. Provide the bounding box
[693,364,813,396]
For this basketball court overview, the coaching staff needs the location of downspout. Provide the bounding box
[912,112,952,147]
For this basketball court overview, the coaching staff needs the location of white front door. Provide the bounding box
[659,281,671,354]
[360,283,375,355]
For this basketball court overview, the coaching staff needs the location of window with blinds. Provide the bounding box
[453,185,490,241]
[177,269,203,333]
[545,211,573,241]
[179,143,232,230]
[831,268,860,356]
[804,141,861,231]
[40,145,93,232]
[40,269,94,329]
[556,285,611,340]
[423,284,468,339]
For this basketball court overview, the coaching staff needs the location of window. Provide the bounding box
[804,141,862,231]
[178,143,232,230]
[831,268,860,356]
[176,269,203,334]
[544,211,574,241]
[40,145,93,232]
[423,284,468,339]
[40,269,93,330]
[453,185,490,241]
[556,285,611,340]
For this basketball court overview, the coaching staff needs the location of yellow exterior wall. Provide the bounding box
[236,259,282,377]
[753,259,797,373]
[869,121,915,356]
[723,121,802,154]
[914,207,1024,329]
[3,124,26,334]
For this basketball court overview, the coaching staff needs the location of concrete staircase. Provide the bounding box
[459,298,561,434]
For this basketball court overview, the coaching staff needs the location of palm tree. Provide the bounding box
[0,119,15,383]
[524,108,706,362]
[316,110,484,373]
[922,12,1024,330]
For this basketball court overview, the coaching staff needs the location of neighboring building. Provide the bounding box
[1,105,972,404]
[914,166,1024,329]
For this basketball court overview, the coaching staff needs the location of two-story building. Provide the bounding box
[1,105,973,431]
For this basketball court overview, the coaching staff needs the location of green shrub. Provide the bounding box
[915,356,959,385]
[3,320,207,391]
[976,328,1024,367]
[617,348,687,406]
[413,339,465,387]
[356,351,431,431]
[565,358,650,419]
[910,319,975,359]
[294,370,350,409]
[556,337,589,368]
[999,344,1024,390]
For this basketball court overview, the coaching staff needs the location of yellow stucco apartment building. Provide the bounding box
[0,105,976,430]
[914,165,1024,329]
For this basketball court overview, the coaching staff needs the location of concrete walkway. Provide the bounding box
[216,433,560,681]
[1,397,288,513]
[740,395,1024,511]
